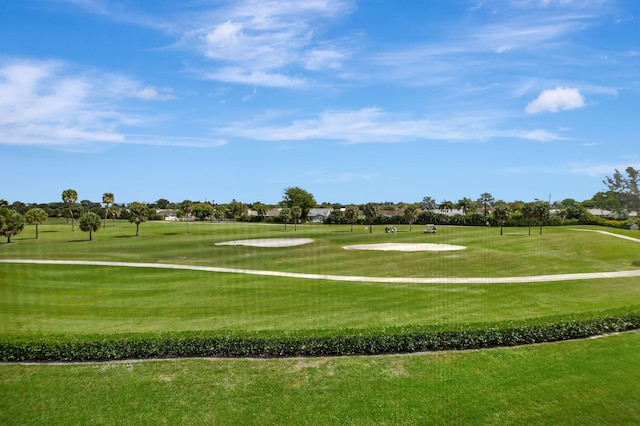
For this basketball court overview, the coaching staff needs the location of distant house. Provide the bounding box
[308,208,332,222]
[265,208,282,218]
[378,209,405,217]
[156,209,178,221]
[586,208,617,218]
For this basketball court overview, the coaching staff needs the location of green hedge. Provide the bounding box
[2,313,639,362]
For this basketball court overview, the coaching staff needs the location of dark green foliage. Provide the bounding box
[2,312,639,362]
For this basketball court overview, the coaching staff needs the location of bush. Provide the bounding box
[2,311,639,362]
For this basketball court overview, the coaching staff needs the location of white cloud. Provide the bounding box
[179,0,355,87]
[521,129,567,141]
[218,107,560,144]
[0,59,193,148]
[568,162,640,176]
[126,86,175,101]
[525,87,585,114]
[204,67,307,88]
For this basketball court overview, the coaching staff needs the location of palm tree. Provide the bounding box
[279,207,291,230]
[253,202,267,222]
[533,200,550,235]
[522,202,535,236]
[62,189,78,231]
[345,204,359,232]
[404,205,419,232]
[292,206,302,231]
[128,202,149,237]
[102,192,114,229]
[439,200,454,214]
[492,202,511,236]
[25,208,48,239]
[363,202,379,233]
[457,197,475,215]
[478,192,495,217]
[108,205,122,226]
[179,200,193,234]
[79,212,101,241]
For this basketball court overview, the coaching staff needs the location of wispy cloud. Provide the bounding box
[218,107,565,144]
[568,162,640,177]
[177,0,356,87]
[59,0,176,32]
[0,58,187,147]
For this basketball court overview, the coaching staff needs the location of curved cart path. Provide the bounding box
[3,229,638,284]
[3,258,640,284]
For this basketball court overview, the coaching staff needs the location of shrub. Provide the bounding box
[2,312,639,362]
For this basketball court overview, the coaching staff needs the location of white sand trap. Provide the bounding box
[343,243,466,252]
[216,238,314,248]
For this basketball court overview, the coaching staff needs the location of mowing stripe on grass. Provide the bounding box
[2,258,640,284]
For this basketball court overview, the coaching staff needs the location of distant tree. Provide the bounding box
[79,212,101,241]
[62,189,78,231]
[108,205,122,226]
[0,207,25,243]
[589,191,620,216]
[253,202,267,221]
[492,202,511,236]
[25,208,48,239]
[128,202,149,237]
[192,203,215,220]
[156,198,170,209]
[532,200,550,235]
[228,199,246,219]
[214,205,226,222]
[439,200,454,214]
[457,197,475,215]
[404,205,419,232]
[279,207,291,230]
[557,198,589,221]
[363,202,379,233]
[603,167,640,219]
[10,201,27,215]
[178,200,193,234]
[291,206,302,231]
[478,193,495,217]
[102,192,114,229]
[522,202,535,236]
[282,187,316,220]
[421,196,437,211]
[345,204,359,232]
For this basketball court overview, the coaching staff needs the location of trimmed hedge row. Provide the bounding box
[2,313,639,362]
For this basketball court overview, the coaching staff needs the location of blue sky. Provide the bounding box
[2,0,639,205]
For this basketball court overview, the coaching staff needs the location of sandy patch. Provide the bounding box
[343,243,466,252]
[216,238,314,248]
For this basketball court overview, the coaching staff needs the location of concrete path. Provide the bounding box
[3,258,640,284]
[569,228,640,243]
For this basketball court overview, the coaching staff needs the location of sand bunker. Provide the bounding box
[343,243,466,252]
[216,238,314,248]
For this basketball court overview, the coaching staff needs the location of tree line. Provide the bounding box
[2,168,639,243]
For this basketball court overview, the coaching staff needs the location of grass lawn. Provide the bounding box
[2,331,639,425]
[1,220,640,336]
[3,219,640,278]
[1,220,639,423]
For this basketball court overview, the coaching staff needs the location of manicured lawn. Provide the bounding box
[2,220,639,423]
[2,263,640,336]
[3,220,640,278]
[2,331,639,425]
[2,220,640,336]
